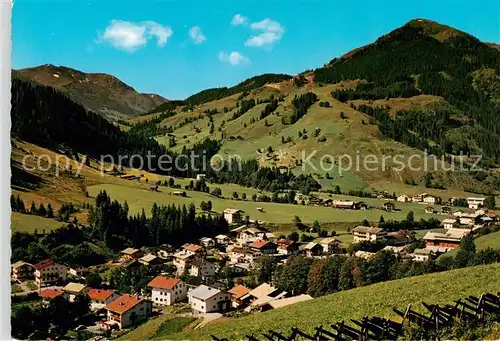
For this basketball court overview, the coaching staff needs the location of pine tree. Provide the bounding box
[46,204,54,218]
[30,201,38,214]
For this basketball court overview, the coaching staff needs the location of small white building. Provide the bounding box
[397,194,411,203]
[148,276,187,306]
[423,195,441,205]
[34,259,68,287]
[199,237,215,248]
[223,208,243,224]
[352,226,387,243]
[442,218,459,229]
[196,174,206,181]
[409,248,433,262]
[87,289,119,311]
[215,234,231,245]
[105,294,152,329]
[188,285,231,314]
[189,259,216,279]
[62,282,89,302]
[467,197,485,209]
[319,237,340,254]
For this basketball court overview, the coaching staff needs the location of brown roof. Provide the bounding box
[353,226,385,234]
[228,284,251,299]
[183,244,202,253]
[277,239,294,247]
[249,239,271,249]
[105,294,145,314]
[33,258,55,270]
[147,276,181,290]
[40,288,64,299]
[88,289,115,301]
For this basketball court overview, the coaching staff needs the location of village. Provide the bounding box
[10,191,499,338]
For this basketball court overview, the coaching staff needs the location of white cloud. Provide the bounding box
[231,14,247,26]
[188,26,206,44]
[245,18,284,48]
[219,51,250,65]
[100,20,172,52]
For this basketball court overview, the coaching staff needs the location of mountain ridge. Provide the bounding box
[13,64,168,119]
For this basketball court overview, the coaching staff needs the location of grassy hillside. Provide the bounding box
[11,212,65,233]
[170,263,500,340]
[439,231,500,258]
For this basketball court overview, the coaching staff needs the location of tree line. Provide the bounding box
[88,190,229,250]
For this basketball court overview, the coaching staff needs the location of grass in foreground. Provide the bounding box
[170,263,500,340]
[117,314,198,341]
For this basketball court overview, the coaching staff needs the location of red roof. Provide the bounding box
[88,289,115,301]
[105,294,145,314]
[183,244,202,253]
[40,288,64,299]
[228,284,251,299]
[34,258,54,270]
[147,276,181,290]
[249,239,270,249]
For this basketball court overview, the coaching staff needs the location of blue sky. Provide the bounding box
[12,0,500,99]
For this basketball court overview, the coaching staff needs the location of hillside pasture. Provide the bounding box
[170,263,500,340]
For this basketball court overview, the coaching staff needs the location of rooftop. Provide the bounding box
[268,294,313,309]
[248,283,277,299]
[33,258,55,270]
[148,276,181,290]
[183,244,203,253]
[105,294,145,314]
[352,226,385,234]
[88,289,115,301]
[139,254,159,263]
[121,247,140,255]
[228,284,251,299]
[249,239,272,249]
[188,285,222,300]
[224,208,242,214]
[63,282,88,293]
[40,288,64,300]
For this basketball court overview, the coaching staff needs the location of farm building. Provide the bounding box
[442,218,459,229]
[467,197,485,209]
[423,228,471,251]
[105,294,152,329]
[352,226,387,243]
[383,202,396,211]
[224,208,243,224]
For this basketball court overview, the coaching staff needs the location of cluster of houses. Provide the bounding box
[396,194,487,211]
[11,197,497,333]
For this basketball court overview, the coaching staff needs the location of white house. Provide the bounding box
[409,248,433,262]
[188,285,231,314]
[62,282,89,302]
[105,294,152,329]
[148,276,187,306]
[87,289,119,311]
[223,208,243,224]
[442,218,459,229]
[397,195,411,203]
[319,237,340,254]
[199,237,215,248]
[189,259,216,279]
[467,197,485,209]
[352,226,387,243]
[173,250,196,275]
[33,259,68,287]
[423,194,441,205]
[215,234,231,245]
